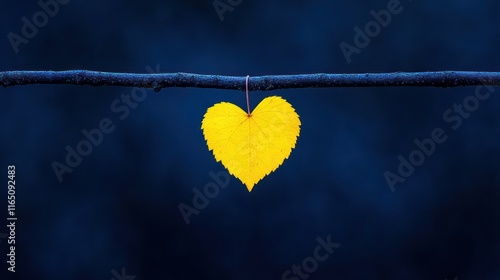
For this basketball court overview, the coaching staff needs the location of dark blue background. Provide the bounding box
[0,0,499,279]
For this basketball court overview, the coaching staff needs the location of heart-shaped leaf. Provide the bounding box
[201,96,301,191]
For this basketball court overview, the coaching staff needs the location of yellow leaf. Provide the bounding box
[201,96,301,191]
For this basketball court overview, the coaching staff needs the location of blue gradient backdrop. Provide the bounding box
[0,0,499,279]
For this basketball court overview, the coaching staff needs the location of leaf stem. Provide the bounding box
[246,75,251,115]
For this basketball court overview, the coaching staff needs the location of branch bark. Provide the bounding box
[1,70,500,91]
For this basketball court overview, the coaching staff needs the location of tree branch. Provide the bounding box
[1,70,500,91]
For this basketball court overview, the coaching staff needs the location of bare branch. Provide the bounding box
[1,70,500,91]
